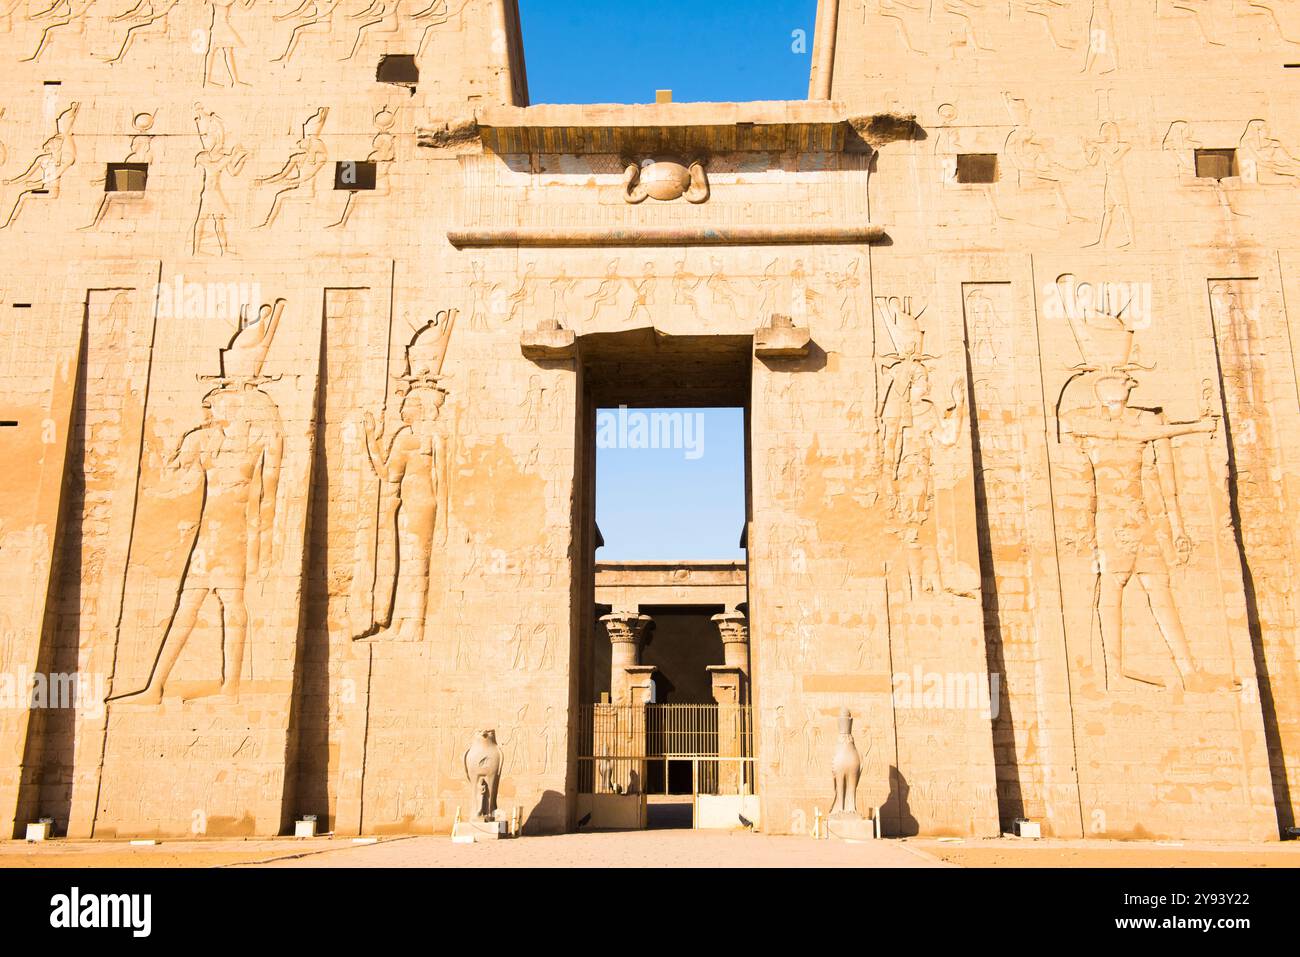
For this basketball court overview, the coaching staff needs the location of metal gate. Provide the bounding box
[576,703,754,798]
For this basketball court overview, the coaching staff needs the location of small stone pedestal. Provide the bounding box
[462,819,508,841]
[826,813,876,841]
[25,821,51,842]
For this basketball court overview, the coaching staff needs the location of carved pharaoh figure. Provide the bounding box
[1022,0,1080,50]
[1081,0,1118,74]
[942,0,991,52]
[586,261,622,321]
[100,0,178,64]
[356,309,456,641]
[340,0,402,61]
[254,107,328,228]
[671,259,703,320]
[876,297,968,595]
[272,0,339,63]
[2,102,78,230]
[192,104,251,255]
[111,300,286,706]
[22,0,95,63]
[874,0,929,55]
[1056,285,1225,692]
[413,0,453,58]
[1001,93,1076,222]
[362,386,446,641]
[1083,121,1133,248]
[627,263,656,324]
[203,0,254,86]
[467,260,496,330]
[1171,0,1226,47]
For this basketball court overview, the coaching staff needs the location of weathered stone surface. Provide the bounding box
[0,0,1296,844]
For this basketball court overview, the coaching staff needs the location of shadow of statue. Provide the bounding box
[884,765,919,837]
[522,789,567,835]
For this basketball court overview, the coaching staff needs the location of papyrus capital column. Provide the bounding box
[601,612,655,705]
[711,611,750,676]
[709,612,751,794]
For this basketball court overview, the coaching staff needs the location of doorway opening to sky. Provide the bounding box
[574,331,754,828]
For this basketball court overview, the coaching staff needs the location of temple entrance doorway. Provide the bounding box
[570,331,756,831]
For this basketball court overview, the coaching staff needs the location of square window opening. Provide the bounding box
[335,161,378,191]
[106,163,148,192]
[1194,148,1238,180]
[956,153,998,184]
[377,54,419,89]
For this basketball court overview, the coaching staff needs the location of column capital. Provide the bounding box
[712,612,750,675]
[711,611,749,646]
[601,612,653,646]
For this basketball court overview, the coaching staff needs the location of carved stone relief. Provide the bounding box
[110,299,285,706]
[1053,277,1224,691]
[353,307,455,641]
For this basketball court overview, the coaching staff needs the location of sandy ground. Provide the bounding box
[914,837,1300,868]
[1,833,1297,868]
[0,832,941,869]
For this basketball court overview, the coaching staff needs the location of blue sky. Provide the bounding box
[596,408,747,561]
[517,2,813,560]
[518,0,818,104]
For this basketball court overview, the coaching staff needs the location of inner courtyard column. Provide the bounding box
[597,611,656,794]
[709,611,751,794]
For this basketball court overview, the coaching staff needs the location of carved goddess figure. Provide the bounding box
[82,131,153,230]
[329,107,396,228]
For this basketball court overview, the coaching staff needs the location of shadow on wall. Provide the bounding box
[884,766,919,837]
[523,790,567,835]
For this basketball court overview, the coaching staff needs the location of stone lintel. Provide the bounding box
[470,101,886,156]
[449,224,885,249]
